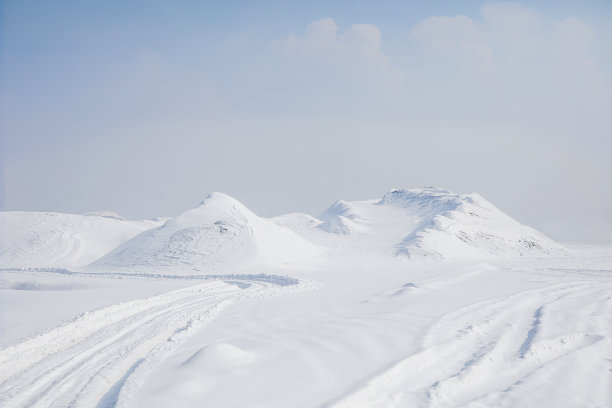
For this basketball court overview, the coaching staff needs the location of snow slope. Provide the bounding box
[0,212,162,269]
[91,193,321,274]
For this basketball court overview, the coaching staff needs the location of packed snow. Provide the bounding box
[1,188,610,408]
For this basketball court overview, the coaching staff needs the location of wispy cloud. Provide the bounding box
[411,15,493,70]
[410,2,601,80]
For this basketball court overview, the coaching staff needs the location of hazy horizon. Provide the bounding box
[2,0,611,243]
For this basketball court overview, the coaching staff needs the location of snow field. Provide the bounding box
[1,188,609,407]
[134,261,612,407]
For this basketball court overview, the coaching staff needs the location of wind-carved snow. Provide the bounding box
[318,200,369,234]
[81,211,126,221]
[314,187,565,261]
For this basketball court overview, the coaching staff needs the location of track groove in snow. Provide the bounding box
[328,280,612,408]
[0,277,306,408]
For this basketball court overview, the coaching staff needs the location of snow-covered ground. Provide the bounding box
[1,188,610,407]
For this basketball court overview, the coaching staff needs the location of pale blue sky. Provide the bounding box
[2,1,612,242]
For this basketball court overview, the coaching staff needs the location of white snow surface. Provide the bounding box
[0,212,162,268]
[1,187,610,408]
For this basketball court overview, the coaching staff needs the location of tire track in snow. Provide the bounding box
[328,280,612,408]
[517,306,543,358]
[0,277,305,408]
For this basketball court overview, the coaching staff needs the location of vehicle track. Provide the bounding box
[0,278,287,408]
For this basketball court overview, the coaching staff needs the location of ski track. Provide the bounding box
[0,276,305,408]
[329,278,612,408]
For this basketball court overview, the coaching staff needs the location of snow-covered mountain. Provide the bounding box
[0,188,564,271]
[316,187,564,260]
[90,193,321,273]
[0,211,162,268]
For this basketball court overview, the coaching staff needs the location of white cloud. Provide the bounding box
[277,18,391,71]
[272,18,405,98]
[303,17,339,54]
[340,23,388,69]
[410,2,600,78]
